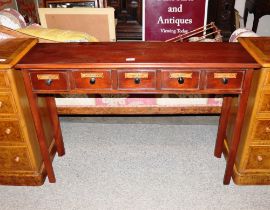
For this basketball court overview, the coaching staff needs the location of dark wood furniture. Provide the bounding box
[207,0,236,41]
[107,0,142,40]
[0,38,56,186]
[16,42,259,185]
[243,0,270,32]
[44,0,106,8]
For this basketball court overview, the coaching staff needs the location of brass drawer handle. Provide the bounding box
[45,79,53,86]
[89,77,96,85]
[5,128,11,135]
[265,127,270,133]
[178,77,184,84]
[221,78,228,85]
[14,156,20,162]
[0,101,2,108]
[257,155,263,162]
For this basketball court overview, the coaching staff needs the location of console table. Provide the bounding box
[16,42,260,185]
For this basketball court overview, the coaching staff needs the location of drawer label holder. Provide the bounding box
[125,73,148,79]
[81,73,104,78]
[214,73,237,79]
[169,73,192,78]
[37,74,59,80]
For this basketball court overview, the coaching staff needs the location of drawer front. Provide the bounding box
[206,71,244,90]
[73,70,112,89]
[0,120,24,144]
[30,72,69,91]
[0,147,32,171]
[118,70,156,90]
[0,93,16,115]
[161,70,200,89]
[0,71,9,89]
[258,93,270,113]
[246,146,270,170]
[252,120,270,141]
[264,71,270,86]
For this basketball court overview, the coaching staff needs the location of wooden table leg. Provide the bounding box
[22,71,56,183]
[46,97,65,156]
[223,70,254,185]
[215,96,233,158]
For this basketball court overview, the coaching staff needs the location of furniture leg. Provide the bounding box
[223,70,254,185]
[243,8,248,26]
[214,96,232,158]
[22,71,56,183]
[46,97,65,156]
[252,14,260,32]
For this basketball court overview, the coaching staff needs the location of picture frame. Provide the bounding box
[45,0,99,8]
[38,7,116,41]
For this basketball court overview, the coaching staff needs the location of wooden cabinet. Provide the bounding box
[225,37,270,184]
[0,39,55,186]
[207,0,236,41]
[107,0,142,40]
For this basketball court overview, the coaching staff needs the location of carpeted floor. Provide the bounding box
[0,116,270,210]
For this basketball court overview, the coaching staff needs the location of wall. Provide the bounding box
[235,0,270,36]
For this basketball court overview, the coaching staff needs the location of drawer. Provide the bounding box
[161,70,200,90]
[205,71,244,90]
[252,120,270,141]
[30,71,69,91]
[0,71,9,89]
[0,146,32,171]
[264,71,270,86]
[118,70,156,90]
[72,70,112,89]
[0,120,24,144]
[0,93,16,115]
[246,146,270,170]
[258,92,270,113]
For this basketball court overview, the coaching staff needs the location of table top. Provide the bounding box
[0,38,37,69]
[16,42,260,69]
[238,37,270,67]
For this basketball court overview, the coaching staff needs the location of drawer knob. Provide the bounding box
[134,78,141,84]
[178,77,185,84]
[5,128,11,135]
[221,78,228,85]
[45,79,53,86]
[0,101,2,108]
[14,156,20,162]
[265,127,270,133]
[89,77,96,85]
[257,155,263,162]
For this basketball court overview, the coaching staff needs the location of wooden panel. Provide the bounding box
[0,71,9,89]
[252,120,270,141]
[246,146,270,170]
[118,70,156,90]
[0,38,37,69]
[16,42,260,69]
[205,71,244,90]
[72,70,112,89]
[258,92,270,113]
[161,70,200,90]
[0,93,16,115]
[30,71,69,91]
[0,147,32,171]
[0,120,24,144]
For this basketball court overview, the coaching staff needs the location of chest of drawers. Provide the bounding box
[225,37,270,184]
[0,39,55,186]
